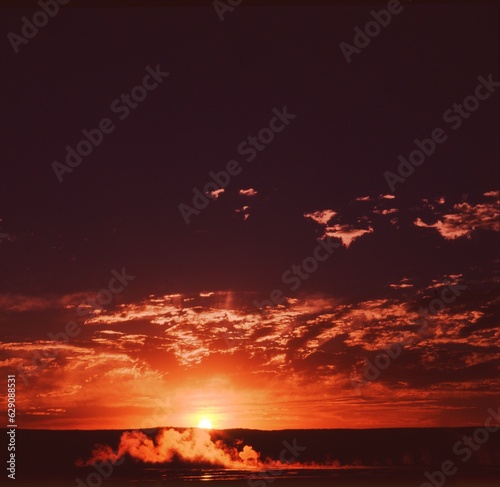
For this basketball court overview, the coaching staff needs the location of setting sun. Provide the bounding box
[198,418,213,429]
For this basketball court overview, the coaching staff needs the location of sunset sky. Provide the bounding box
[0,2,498,431]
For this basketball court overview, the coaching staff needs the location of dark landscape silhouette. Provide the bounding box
[4,427,499,486]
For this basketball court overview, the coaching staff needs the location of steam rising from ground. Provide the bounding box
[79,428,298,469]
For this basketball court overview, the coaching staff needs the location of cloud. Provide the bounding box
[414,197,499,239]
[2,278,498,430]
[304,210,373,247]
[373,208,398,215]
[323,224,373,248]
[239,188,257,197]
[389,278,414,289]
[304,209,336,225]
[354,194,394,202]
[0,293,94,312]
[207,188,225,200]
[235,205,250,220]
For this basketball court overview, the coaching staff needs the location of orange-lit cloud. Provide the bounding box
[239,188,257,197]
[304,210,373,247]
[389,277,414,289]
[304,209,337,225]
[414,193,499,239]
[208,188,225,200]
[373,208,398,215]
[1,273,498,431]
[235,205,250,220]
[0,292,95,312]
[323,223,373,248]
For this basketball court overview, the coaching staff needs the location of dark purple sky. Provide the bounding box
[1,1,497,297]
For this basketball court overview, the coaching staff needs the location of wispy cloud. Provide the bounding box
[235,205,251,220]
[208,188,225,200]
[239,188,257,197]
[304,209,337,226]
[2,277,498,430]
[414,194,499,240]
[304,210,373,247]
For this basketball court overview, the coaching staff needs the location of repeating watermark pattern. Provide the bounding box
[247,438,306,487]
[339,0,405,64]
[213,0,242,22]
[6,375,17,480]
[7,0,70,54]
[75,450,125,487]
[420,407,500,487]
[17,268,135,385]
[253,237,340,310]
[350,280,468,394]
[178,106,297,225]
[0,233,15,244]
[52,65,169,183]
[384,74,500,192]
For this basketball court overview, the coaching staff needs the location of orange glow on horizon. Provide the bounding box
[3,289,498,431]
